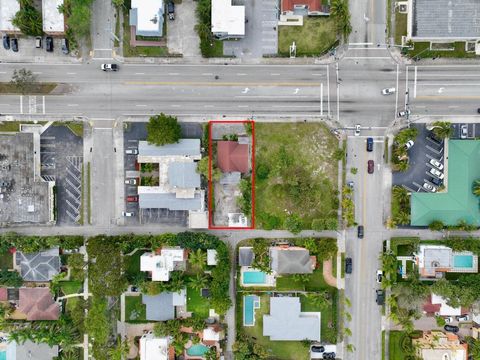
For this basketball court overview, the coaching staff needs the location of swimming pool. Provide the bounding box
[186,343,209,356]
[244,295,259,326]
[243,271,267,284]
[0,351,5,360]
[453,254,474,268]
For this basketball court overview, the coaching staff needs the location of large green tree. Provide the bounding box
[431,121,453,139]
[12,0,43,36]
[330,0,352,41]
[10,68,38,95]
[0,269,23,287]
[147,113,182,146]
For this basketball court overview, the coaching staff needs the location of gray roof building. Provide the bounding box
[139,192,203,211]
[6,340,59,360]
[138,139,201,158]
[238,247,254,266]
[142,289,186,321]
[410,0,480,39]
[15,248,60,282]
[270,247,313,274]
[263,297,321,341]
[168,162,200,188]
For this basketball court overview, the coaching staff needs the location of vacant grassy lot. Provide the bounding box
[406,41,477,59]
[125,295,147,322]
[254,123,339,230]
[278,17,337,56]
[394,12,407,45]
[186,285,210,319]
[389,331,409,360]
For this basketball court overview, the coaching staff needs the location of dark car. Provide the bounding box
[322,353,336,360]
[11,38,18,52]
[61,38,69,54]
[444,325,459,333]
[46,37,53,52]
[376,289,385,305]
[366,137,373,152]
[345,257,352,274]
[167,1,175,20]
[311,346,325,353]
[477,108,480,114]
[2,35,10,50]
[429,177,442,186]
[357,225,364,239]
[368,160,374,174]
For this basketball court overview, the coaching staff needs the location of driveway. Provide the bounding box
[0,36,77,62]
[167,0,201,57]
[223,0,279,59]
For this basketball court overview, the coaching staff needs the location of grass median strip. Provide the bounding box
[0,82,57,94]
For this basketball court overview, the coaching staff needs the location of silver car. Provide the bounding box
[461,124,468,139]
[430,168,444,180]
[429,158,444,171]
[423,182,437,192]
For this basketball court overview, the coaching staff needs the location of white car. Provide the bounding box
[423,182,437,192]
[444,317,453,323]
[125,179,137,185]
[101,63,119,71]
[122,211,134,217]
[405,140,414,150]
[398,109,411,117]
[461,124,468,139]
[355,124,361,136]
[125,149,138,155]
[456,315,469,322]
[381,87,396,95]
[430,167,445,179]
[429,158,444,171]
[376,270,383,283]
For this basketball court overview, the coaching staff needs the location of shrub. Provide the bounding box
[256,164,270,180]
[285,213,303,234]
[428,220,444,231]
[12,0,43,36]
[146,113,181,146]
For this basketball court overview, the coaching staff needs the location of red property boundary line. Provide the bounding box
[208,120,255,230]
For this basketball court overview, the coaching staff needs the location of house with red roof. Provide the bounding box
[217,141,250,173]
[17,288,59,321]
[281,0,330,15]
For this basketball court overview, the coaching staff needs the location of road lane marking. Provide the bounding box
[236,73,247,76]
[134,72,145,75]
[33,72,42,75]
[42,96,45,114]
[270,73,280,76]
[171,104,180,107]
[416,95,480,99]
[234,95,316,98]
[204,105,214,108]
[67,104,78,107]
[135,104,147,107]
[125,81,321,86]
[419,83,480,86]
[343,56,391,59]
[168,73,180,75]
[238,105,249,108]
[320,83,323,116]
[414,66,417,98]
[395,63,399,118]
[312,73,324,76]
[67,72,76,75]
[201,73,213,76]
[0,72,6,74]
[20,95,23,114]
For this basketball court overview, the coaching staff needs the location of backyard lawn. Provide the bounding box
[300,292,337,343]
[255,123,339,230]
[124,250,148,283]
[389,331,409,360]
[394,12,407,45]
[61,280,83,295]
[125,295,147,323]
[186,286,210,319]
[240,294,311,360]
[276,266,332,291]
[0,252,12,269]
[278,17,337,56]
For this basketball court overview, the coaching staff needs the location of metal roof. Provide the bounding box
[142,293,175,321]
[16,248,60,282]
[413,0,480,38]
[168,162,200,188]
[139,192,203,211]
[129,0,164,37]
[238,247,254,266]
[138,139,200,157]
[270,248,313,274]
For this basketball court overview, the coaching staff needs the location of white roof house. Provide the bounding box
[430,293,462,316]
[130,0,164,37]
[211,0,245,39]
[42,0,65,33]
[140,248,186,281]
[0,0,19,32]
[203,326,224,341]
[139,333,169,360]
[207,249,218,266]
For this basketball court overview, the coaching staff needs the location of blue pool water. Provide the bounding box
[186,344,209,356]
[244,295,259,326]
[454,254,473,268]
[0,351,5,360]
[243,271,267,284]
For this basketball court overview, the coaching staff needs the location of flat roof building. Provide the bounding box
[0,0,20,32]
[42,0,65,34]
[211,0,245,39]
[130,0,164,37]
[140,248,187,281]
[139,333,171,360]
[413,331,467,360]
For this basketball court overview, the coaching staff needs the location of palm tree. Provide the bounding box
[189,249,207,271]
[430,121,453,139]
[395,160,409,172]
[346,343,355,353]
[396,211,410,225]
[344,327,352,337]
[108,339,130,360]
[330,0,352,40]
[472,179,480,197]
[392,186,409,204]
[189,273,209,291]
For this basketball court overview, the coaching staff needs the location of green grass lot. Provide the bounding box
[203,40,224,58]
[276,267,330,291]
[394,12,407,45]
[390,237,420,256]
[406,41,477,59]
[124,250,148,280]
[389,331,409,360]
[0,252,12,269]
[239,294,311,360]
[300,292,337,343]
[0,121,47,132]
[254,123,339,230]
[186,286,210,319]
[278,17,337,56]
[61,280,83,313]
[125,295,147,323]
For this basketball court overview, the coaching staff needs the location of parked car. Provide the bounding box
[367,160,374,174]
[423,182,437,193]
[167,1,175,20]
[322,353,336,360]
[477,108,480,114]
[2,35,10,50]
[405,140,414,149]
[429,177,443,186]
[11,38,18,52]
[101,63,119,71]
[122,211,134,217]
[444,316,453,323]
[366,137,373,152]
[311,345,325,353]
[429,158,444,171]
[125,179,137,185]
[357,225,364,239]
[381,87,396,95]
[456,315,469,322]
[355,124,361,136]
[461,124,468,139]
[61,38,69,54]
[45,36,53,52]
[398,109,411,117]
[376,289,385,305]
[345,257,352,274]
[430,167,445,180]
[376,270,383,283]
[347,181,354,189]
[444,325,459,333]
[126,196,138,202]
[35,36,42,48]
[125,148,138,155]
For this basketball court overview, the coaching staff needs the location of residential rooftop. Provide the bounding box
[42,0,65,33]
[211,0,245,38]
[15,248,60,282]
[130,0,164,37]
[0,0,19,32]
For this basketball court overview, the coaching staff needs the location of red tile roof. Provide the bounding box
[0,288,7,301]
[217,141,249,173]
[423,294,441,314]
[281,0,321,12]
[18,288,59,321]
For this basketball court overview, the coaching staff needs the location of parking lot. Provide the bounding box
[40,124,83,225]
[0,35,76,62]
[122,122,202,225]
[393,124,445,193]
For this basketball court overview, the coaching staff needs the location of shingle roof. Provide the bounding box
[138,139,201,157]
[270,248,313,274]
[142,291,186,321]
[412,0,480,38]
[263,297,320,341]
[16,248,60,282]
[411,140,480,226]
[217,141,249,173]
[139,192,203,211]
[238,247,254,266]
[168,162,200,188]
[17,288,59,321]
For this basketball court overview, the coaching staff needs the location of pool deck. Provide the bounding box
[449,253,478,273]
[243,295,260,327]
[240,267,276,287]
